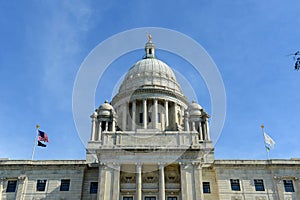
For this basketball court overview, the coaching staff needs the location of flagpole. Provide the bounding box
[261,124,270,160]
[31,125,40,160]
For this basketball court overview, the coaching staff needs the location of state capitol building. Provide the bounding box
[0,37,299,200]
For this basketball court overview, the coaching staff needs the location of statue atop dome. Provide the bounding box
[147,33,152,42]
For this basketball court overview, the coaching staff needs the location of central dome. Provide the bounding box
[111,36,189,113]
[118,58,182,95]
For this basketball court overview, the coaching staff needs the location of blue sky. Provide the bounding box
[1,0,300,160]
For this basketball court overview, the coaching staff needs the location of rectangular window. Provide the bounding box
[283,180,295,192]
[123,197,133,200]
[60,179,70,191]
[254,179,265,191]
[145,197,156,200]
[230,179,241,191]
[90,182,98,194]
[148,112,152,122]
[6,180,17,193]
[167,197,177,200]
[203,182,211,193]
[36,180,47,191]
[140,113,143,123]
[158,113,161,123]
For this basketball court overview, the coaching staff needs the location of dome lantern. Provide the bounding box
[145,34,155,58]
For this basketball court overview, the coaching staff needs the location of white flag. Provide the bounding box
[264,132,275,149]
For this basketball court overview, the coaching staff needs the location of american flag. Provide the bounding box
[38,130,49,142]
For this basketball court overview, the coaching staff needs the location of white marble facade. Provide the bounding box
[0,38,300,200]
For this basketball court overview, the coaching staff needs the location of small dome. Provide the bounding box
[188,101,202,116]
[98,100,115,117]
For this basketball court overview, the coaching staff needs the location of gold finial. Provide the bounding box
[261,124,264,129]
[147,33,152,41]
[36,124,40,129]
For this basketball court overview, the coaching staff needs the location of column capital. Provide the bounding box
[0,177,6,182]
[136,162,143,168]
[18,175,26,183]
[158,162,165,168]
[112,162,121,170]
[192,162,202,169]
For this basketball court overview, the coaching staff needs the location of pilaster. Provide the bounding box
[16,175,27,200]
[0,177,5,200]
[180,162,194,200]
[273,176,284,200]
[98,163,116,200]
[193,162,204,200]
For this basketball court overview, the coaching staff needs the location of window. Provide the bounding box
[167,197,177,200]
[6,180,17,193]
[230,179,241,191]
[203,182,211,193]
[254,179,265,191]
[283,180,295,192]
[148,112,152,122]
[145,197,156,200]
[158,113,161,123]
[36,180,47,191]
[90,182,98,194]
[123,197,133,200]
[140,113,143,123]
[60,179,70,191]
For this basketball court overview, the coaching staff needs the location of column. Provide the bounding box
[90,112,97,141]
[112,117,116,132]
[112,164,121,200]
[143,99,147,129]
[192,121,196,131]
[105,121,109,132]
[205,118,211,140]
[97,122,102,141]
[202,121,207,140]
[159,163,165,200]
[136,163,142,200]
[193,163,204,200]
[184,111,189,131]
[132,100,136,130]
[174,104,178,129]
[154,99,158,129]
[198,121,203,141]
[122,104,127,131]
[165,100,169,128]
